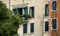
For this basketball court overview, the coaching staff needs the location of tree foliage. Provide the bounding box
[0,1,21,36]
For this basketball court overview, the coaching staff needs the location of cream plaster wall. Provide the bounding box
[17,0,49,36]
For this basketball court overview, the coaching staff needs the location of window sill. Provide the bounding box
[44,31,49,33]
[23,33,27,34]
[51,10,56,12]
[29,18,34,20]
[52,29,57,30]
[44,16,49,18]
[23,33,35,35]
[28,33,35,35]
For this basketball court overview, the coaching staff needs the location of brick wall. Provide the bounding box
[49,0,60,36]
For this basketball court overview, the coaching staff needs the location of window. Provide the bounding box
[45,21,48,32]
[13,9,18,14]
[13,7,29,21]
[52,19,57,29]
[13,7,28,15]
[45,4,48,16]
[23,24,27,33]
[18,8,23,15]
[52,1,56,11]
[30,7,34,18]
[30,23,34,33]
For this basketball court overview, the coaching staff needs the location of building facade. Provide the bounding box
[0,0,49,36]
[49,0,60,36]
[43,0,49,36]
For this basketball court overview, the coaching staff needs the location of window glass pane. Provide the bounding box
[30,23,34,33]
[52,1,56,10]
[52,19,56,29]
[45,22,48,31]
[45,5,48,16]
[23,24,27,33]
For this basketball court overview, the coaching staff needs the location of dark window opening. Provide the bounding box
[52,1,56,11]
[45,21,48,32]
[18,8,23,15]
[45,4,48,16]
[23,24,27,33]
[30,23,34,33]
[13,9,18,14]
[52,19,57,29]
[13,7,29,20]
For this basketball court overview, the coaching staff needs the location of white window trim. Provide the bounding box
[28,7,29,15]
[51,18,57,30]
[23,8,25,15]
[51,1,56,12]
[51,9,56,12]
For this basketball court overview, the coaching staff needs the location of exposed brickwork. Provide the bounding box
[49,0,60,36]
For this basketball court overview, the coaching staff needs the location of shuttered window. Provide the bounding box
[30,7,34,18]
[18,8,23,15]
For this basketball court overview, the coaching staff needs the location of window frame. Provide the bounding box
[30,23,34,33]
[45,21,49,32]
[23,24,27,33]
[52,1,56,12]
[52,18,57,30]
[45,4,49,16]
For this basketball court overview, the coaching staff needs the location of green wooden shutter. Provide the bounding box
[29,7,34,18]
[32,7,34,18]
[24,7,28,15]
[45,4,48,16]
